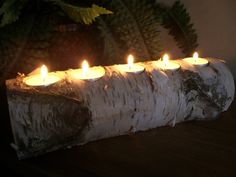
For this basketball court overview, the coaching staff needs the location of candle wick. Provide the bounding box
[83,72,87,78]
[82,68,88,78]
[42,77,46,85]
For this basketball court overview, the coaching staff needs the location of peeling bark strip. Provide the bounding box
[6,58,235,159]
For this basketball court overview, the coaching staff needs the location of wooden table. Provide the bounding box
[2,82,236,177]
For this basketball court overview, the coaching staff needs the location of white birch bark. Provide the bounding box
[6,58,235,159]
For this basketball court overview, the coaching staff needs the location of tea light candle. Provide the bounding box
[183,52,208,67]
[72,59,105,81]
[156,54,180,71]
[24,65,61,86]
[118,54,144,73]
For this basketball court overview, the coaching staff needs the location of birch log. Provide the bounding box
[6,58,235,159]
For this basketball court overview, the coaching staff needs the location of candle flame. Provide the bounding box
[40,65,48,82]
[127,54,134,70]
[163,54,169,66]
[193,52,198,62]
[82,60,89,76]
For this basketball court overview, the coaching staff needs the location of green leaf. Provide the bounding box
[97,18,123,64]
[98,0,162,64]
[0,0,28,27]
[156,0,198,56]
[52,0,113,25]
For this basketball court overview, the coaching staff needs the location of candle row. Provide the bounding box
[24,52,209,87]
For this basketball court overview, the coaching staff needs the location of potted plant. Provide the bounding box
[0,0,198,81]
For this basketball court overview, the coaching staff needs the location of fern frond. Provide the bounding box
[98,0,162,64]
[51,0,112,25]
[0,0,28,27]
[97,18,123,64]
[156,0,198,56]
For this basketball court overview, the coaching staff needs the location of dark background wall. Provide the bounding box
[160,0,236,77]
